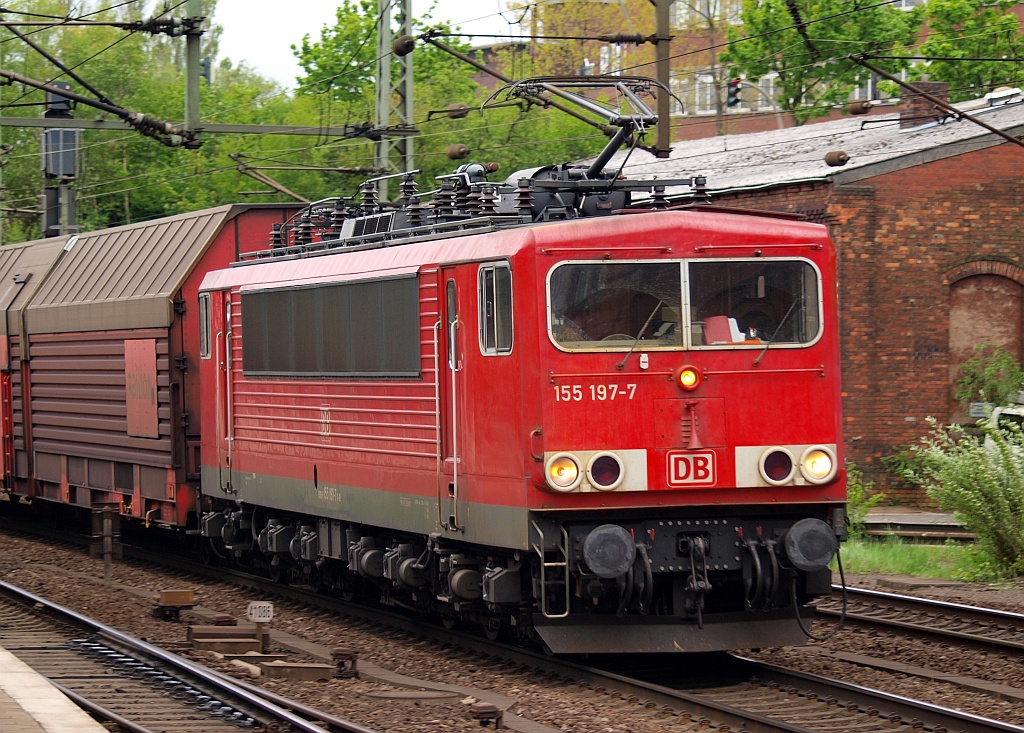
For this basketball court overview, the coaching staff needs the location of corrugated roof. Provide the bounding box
[608,98,1024,195]
[0,237,66,339]
[24,206,238,334]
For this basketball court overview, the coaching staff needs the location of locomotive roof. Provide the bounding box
[23,204,296,334]
[200,206,832,293]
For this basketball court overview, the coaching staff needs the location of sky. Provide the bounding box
[212,1,522,89]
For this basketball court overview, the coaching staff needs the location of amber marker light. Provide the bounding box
[800,446,837,484]
[545,453,583,492]
[675,364,702,391]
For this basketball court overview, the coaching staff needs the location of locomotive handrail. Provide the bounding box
[539,246,673,255]
[531,520,571,619]
[548,370,674,382]
[706,366,827,377]
[433,320,445,531]
[694,243,823,252]
[449,318,463,532]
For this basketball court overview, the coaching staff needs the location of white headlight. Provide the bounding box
[545,453,583,492]
[800,445,837,484]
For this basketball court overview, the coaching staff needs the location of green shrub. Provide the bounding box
[881,444,929,494]
[845,462,886,539]
[908,417,1024,575]
[953,342,1024,406]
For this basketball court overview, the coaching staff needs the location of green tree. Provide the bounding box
[721,0,920,124]
[912,0,1023,103]
[0,0,323,238]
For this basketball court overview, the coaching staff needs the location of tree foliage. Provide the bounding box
[0,0,668,242]
[912,0,1024,103]
[0,0,306,238]
[721,0,919,124]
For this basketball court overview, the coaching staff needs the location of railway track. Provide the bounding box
[138,552,1024,733]
[819,584,1024,652]
[4,514,1024,733]
[0,578,376,733]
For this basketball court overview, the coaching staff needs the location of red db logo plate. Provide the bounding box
[667,451,716,487]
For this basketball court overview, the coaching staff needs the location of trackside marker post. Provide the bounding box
[246,601,273,653]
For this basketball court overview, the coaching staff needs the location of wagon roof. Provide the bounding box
[0,236,65,338]
[25,205,252,334]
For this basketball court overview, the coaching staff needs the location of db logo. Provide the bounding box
[667,451,716,487]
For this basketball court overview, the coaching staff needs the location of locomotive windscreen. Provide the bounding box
[548,258,820,349]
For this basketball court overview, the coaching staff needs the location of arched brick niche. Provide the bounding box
[946,261,1024,418]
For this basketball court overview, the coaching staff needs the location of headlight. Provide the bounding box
[759,447,796,485]
[545,453,583,492]
[800,446,837,484]
[587,452,624,491]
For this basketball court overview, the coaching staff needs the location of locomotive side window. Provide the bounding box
[549,262,683,349]
[688,259,821,347]
[198,292,211,359]
[479,263,513,355]
[240,276,420,377]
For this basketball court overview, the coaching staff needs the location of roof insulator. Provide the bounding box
[824,151,850,167]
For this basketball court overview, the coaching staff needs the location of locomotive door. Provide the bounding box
[215,297,234,494]
[437,270,464,531]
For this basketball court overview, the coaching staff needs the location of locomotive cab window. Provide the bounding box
[479,263,512,355]
[549,262,683,350]
[198,292,211,359]
[688,259,821,348]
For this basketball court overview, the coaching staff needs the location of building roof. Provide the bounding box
[609,96,1024,196]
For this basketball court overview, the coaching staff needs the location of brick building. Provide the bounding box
[610,90,1024,503]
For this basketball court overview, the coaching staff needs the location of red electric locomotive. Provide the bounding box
[195,79,846,653]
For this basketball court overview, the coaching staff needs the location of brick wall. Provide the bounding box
[712,142,1024,503]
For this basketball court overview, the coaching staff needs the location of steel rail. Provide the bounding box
[830,585,1024,623]
[0,579,352,733]
[739,658,1024,733]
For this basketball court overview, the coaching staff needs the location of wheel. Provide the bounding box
[602,333,633,341]
[268,560,288,584]
[482,619,506,642]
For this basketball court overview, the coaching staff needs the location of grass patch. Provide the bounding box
[836,537,1006,583]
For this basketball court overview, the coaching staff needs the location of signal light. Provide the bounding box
[675,365,702,391]
[726,79,742,107]
[587,453,624,491]
[759,447,796,485]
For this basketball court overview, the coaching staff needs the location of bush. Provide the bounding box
[908,417,1024,575]
[845,463,886,539]
[881,444,929,494]
[953,343,1024,406]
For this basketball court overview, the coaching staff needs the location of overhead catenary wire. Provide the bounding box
[2,0,1020,216]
